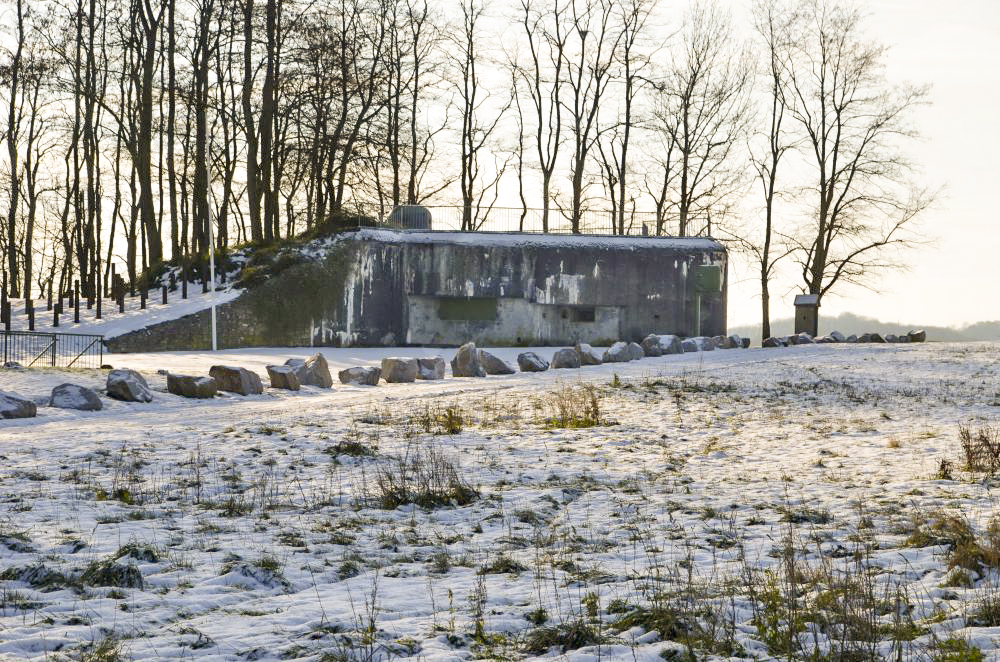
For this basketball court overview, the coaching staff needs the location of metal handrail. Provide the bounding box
[2,330,104,369]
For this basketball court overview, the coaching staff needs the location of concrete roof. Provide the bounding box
[349,228,726,252]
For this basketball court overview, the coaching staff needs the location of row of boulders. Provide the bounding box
[1,380,109,419]
[264,354,334,391]
[0,332,754,416]
[762,329,926,348]
[2,367,162,418]
[165,356,334,398]
[0,391,38,418]
[449,333,749,377]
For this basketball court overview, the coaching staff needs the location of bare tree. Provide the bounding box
[562,0,621,233]
[513,0,570,232]
[511,66,529,230]
[450,0,509,230]
[190,0,220,255]
[743,0,797,339]
[306,0,391,220]
[641,125,677,235]
[166,0,178,257]
[2,0,27,295]
[133,0,168,265]
[653,2,752,236]
[596,0,657,235]
[783,0,934,299]
[15,28,57,299]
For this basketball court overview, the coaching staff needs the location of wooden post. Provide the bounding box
[96,292,101,319]
[140,288,147,310]
[28,304,34,331]
[162,286,168,305]
[118,292,125,314]
[74,281,80,323]
[53,303,60,327]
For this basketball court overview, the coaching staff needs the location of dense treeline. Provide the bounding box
[0,0,933,334]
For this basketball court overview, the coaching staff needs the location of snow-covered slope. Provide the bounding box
[2,286,243,339]
[1,342,999,660]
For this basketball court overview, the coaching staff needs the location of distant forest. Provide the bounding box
[1,0,934,338]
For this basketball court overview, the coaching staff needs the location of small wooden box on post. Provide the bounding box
[794,294,820,337]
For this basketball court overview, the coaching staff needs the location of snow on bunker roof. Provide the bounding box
[347,228,726,252]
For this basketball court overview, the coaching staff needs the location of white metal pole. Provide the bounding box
[208,192,218,352]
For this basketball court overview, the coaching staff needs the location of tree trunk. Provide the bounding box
[242,0,263,242]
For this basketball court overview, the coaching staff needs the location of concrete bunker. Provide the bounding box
[106,229,728,352]
[325,229,728,347]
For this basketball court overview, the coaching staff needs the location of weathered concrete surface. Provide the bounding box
[109,230,727,350]
[391,231,727,347]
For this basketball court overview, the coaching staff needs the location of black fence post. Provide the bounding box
[140,288,147,310]
[118,292,125,314]
[162,286,168,305]
[74,282,80,323]
[53,304,60,328]
[28,306,34,331]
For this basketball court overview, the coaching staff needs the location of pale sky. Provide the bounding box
[3,0,995,329]
[726,0,1000,329]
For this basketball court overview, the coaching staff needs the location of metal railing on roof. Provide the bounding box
[338,204,713,237]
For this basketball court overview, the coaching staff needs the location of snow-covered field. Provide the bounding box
[1,342,1000,661]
